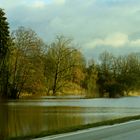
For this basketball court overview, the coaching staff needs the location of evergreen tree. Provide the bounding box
[0,8,9,59]
[0,8,10,98]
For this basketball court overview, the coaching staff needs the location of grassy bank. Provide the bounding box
[9,115,140,140]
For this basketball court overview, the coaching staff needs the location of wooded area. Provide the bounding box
[1,8,140,99]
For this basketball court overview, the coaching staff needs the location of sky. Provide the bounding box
[1,0,140,59]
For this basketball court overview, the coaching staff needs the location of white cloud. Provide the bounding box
[51,0,66,5]
[31,0,46,8]
[86,33,128,48]
[130,39,140,46]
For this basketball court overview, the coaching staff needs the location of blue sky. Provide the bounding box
[1,0,140,59]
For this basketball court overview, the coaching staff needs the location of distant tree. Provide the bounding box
[116,54,140,95]
[83,60,98,97]
[71,50,86,86]
[0,8,10,98]
[97,51,140,97]
[97,51,116,97]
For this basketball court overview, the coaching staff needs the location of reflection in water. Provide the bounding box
[0,103,8,140]
[0,105,85,139]
[0,97,140,139]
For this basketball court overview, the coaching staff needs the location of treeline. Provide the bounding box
[97,52,140,97]
[1,8,140,99]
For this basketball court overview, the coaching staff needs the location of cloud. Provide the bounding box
[85,33,128,48]
[1,0,140,59]
[85,32,140,49]
[52,0,66,5]
[130,39,140,47]
[31,0,46,8]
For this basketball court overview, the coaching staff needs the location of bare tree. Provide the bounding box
[44,36,83,95]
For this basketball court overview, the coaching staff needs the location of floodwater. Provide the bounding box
[0,96,140,139]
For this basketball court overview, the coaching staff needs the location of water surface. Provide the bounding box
[0,96,140,139]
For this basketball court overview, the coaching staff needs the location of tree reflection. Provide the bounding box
[0,104,85,139]
[0,101,9,140]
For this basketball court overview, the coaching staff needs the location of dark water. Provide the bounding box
[0,96,140,139]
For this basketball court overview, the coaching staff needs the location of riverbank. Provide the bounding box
[9,115,140,140]
[19,90,140,99]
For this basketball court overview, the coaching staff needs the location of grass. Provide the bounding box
[8,115,140,140]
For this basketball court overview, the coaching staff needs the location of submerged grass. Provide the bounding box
[9,115,140,140]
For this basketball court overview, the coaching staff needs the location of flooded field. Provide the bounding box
[0,96,140,139]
